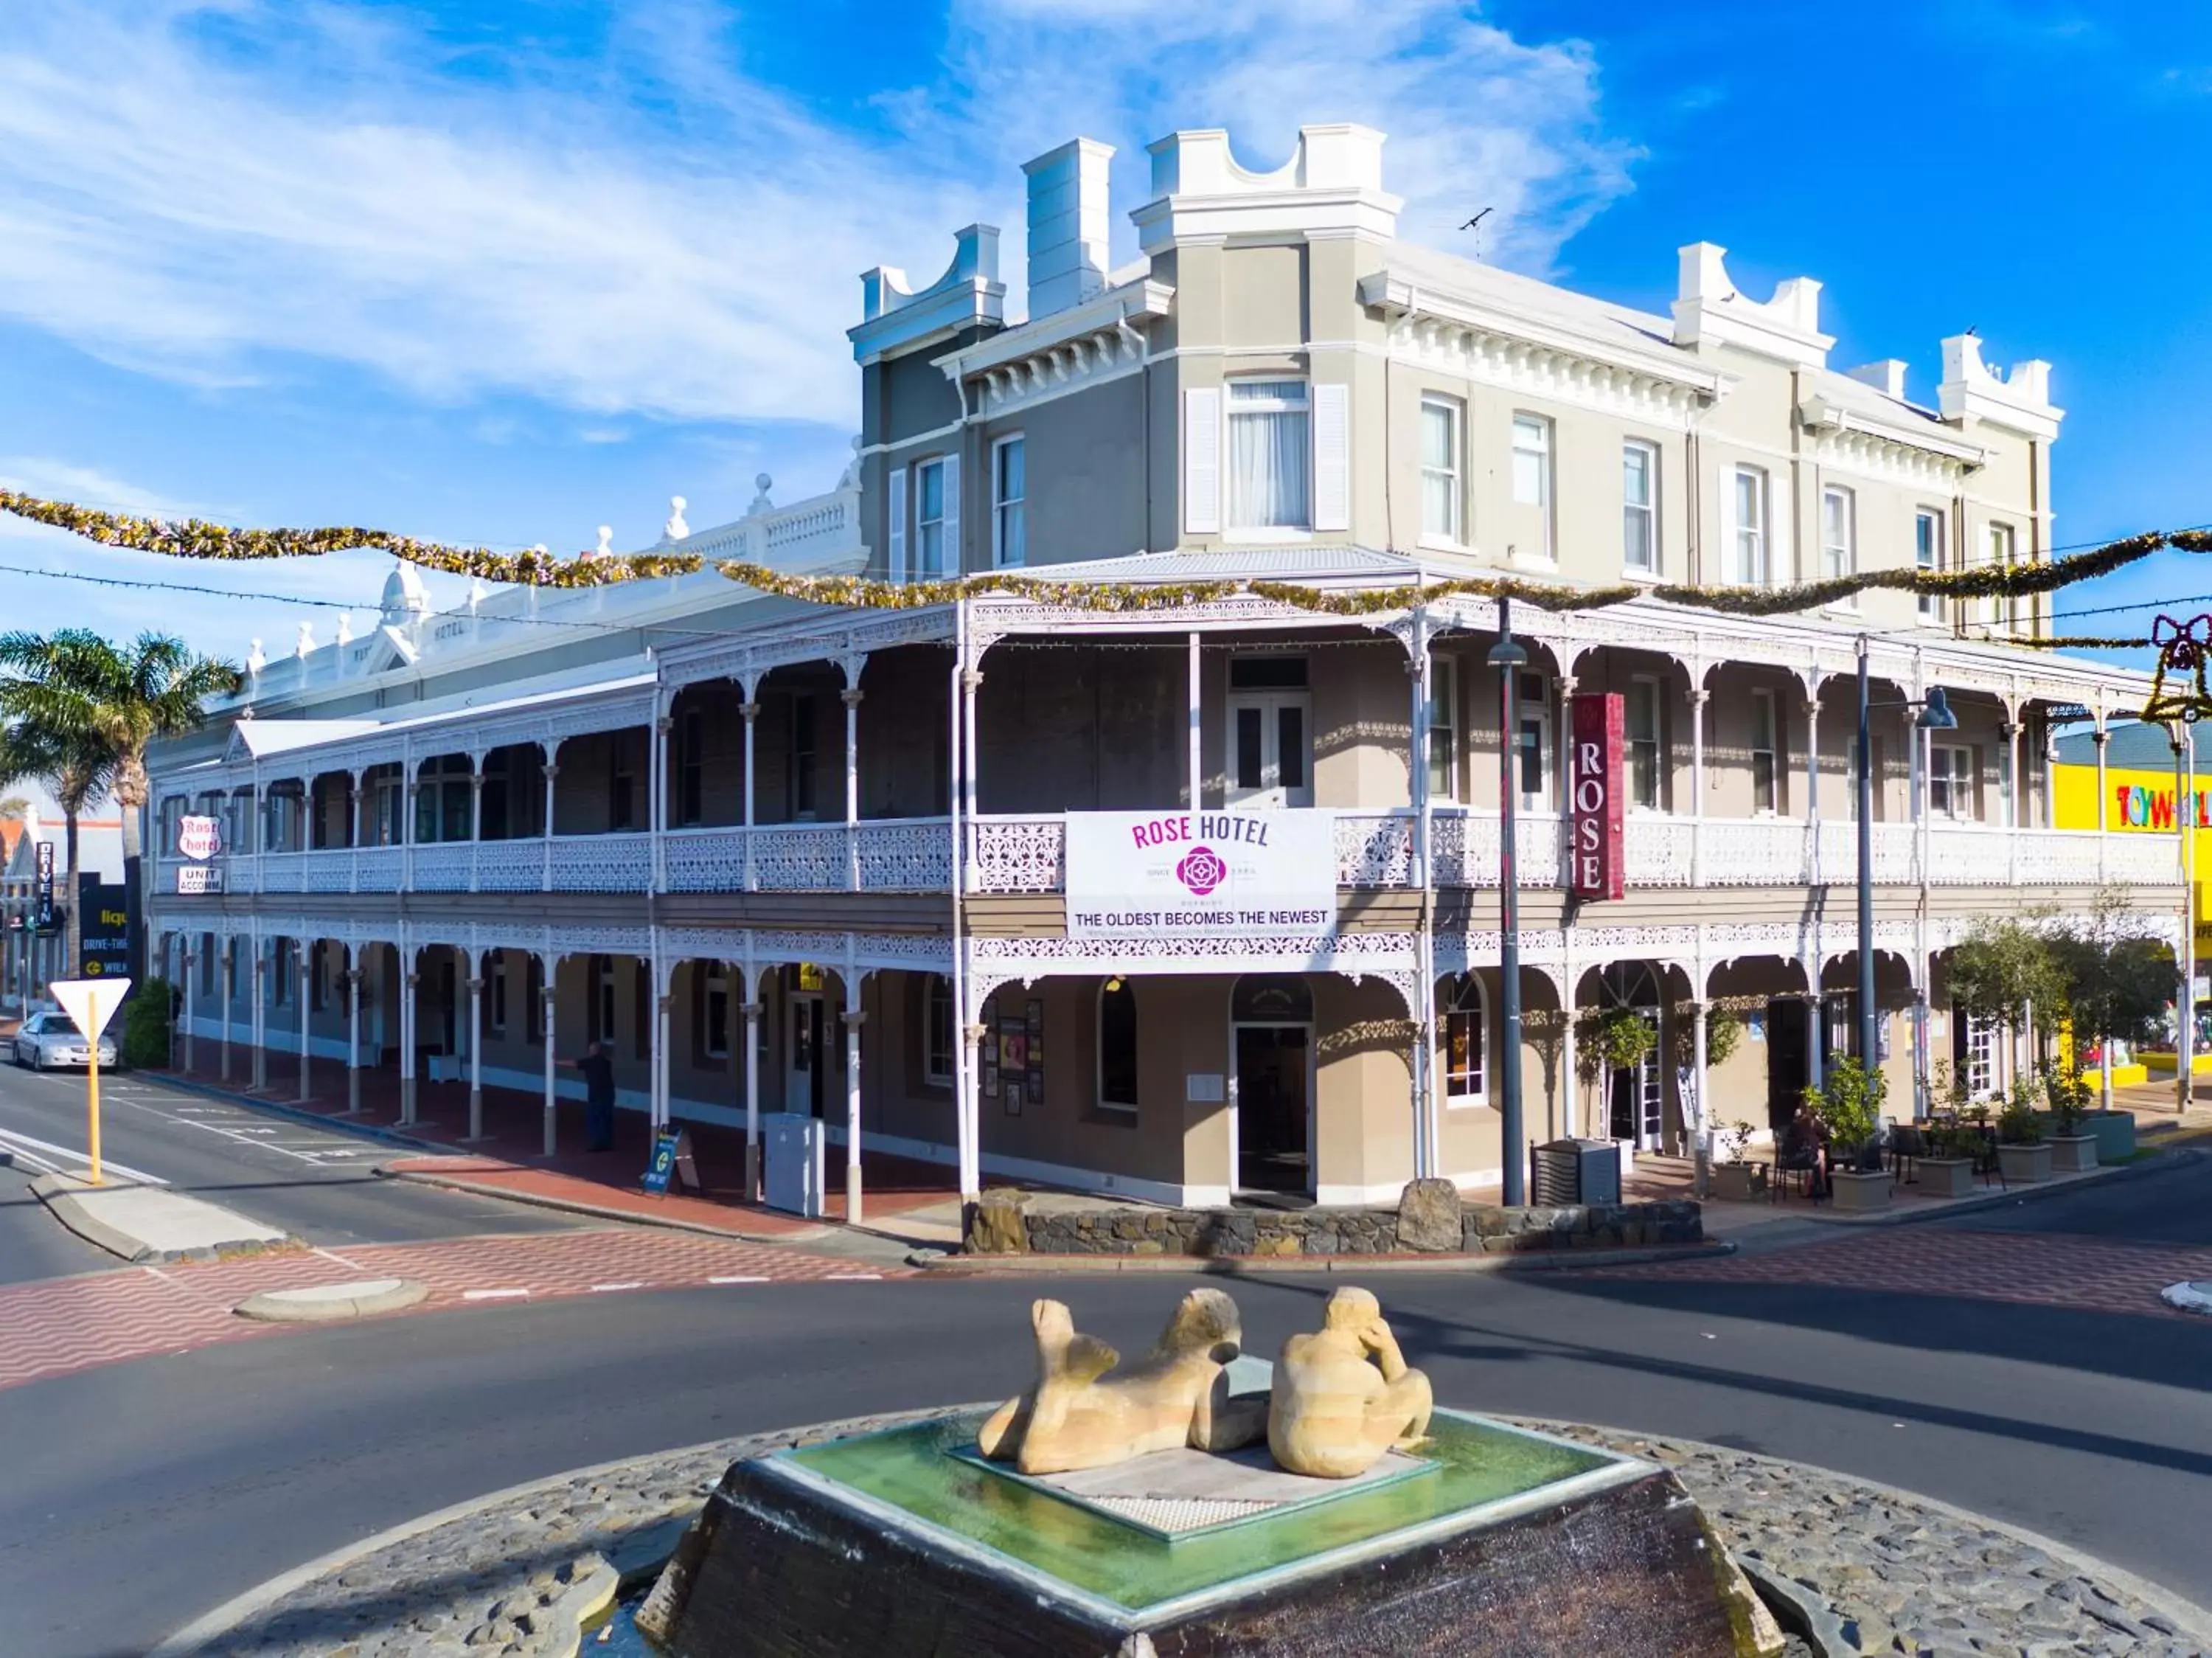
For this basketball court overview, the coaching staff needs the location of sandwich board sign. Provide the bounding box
[49,977,131,1187]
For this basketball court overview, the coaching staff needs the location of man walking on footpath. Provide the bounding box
[570,1040,616,1152]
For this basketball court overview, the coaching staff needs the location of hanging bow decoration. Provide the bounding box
[2141,614,2212,724]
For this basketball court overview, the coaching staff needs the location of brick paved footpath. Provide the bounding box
[0,1229,910,1394]
[1599,1226,2212,1318]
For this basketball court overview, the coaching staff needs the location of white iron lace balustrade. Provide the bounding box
[1622,817,1694,887]
[854,820,953,891]
[971,816,1065,893]
[1922,825,2012,887]
[1697,819,1810,886]
[475,840,548,893]
[255,853,305,894]
[547,833,652,892]
[355,846,404,893]
[751,826,846,891]
[304,849,355,894]
[411,843,475,892]
[664,828,752,894]
[1335,813,1414,887]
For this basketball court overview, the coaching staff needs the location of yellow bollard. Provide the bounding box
[86,1033,102,1186]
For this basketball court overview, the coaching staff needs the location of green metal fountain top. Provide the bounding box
[773,1407,1631,1617]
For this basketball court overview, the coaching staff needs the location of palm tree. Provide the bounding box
[0,631,239,979]
[0,723,113,980]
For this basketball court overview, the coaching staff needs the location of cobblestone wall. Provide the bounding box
[964,1186,1703,1258]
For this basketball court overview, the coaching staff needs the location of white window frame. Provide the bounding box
[1984,521,2016,629]
[1511,413,1554,561]
[923,974,955,1087]
[1097,977,1138,1114]
[488,953,509,1038]
[1916,508,1947,622]
[1514,670,1551,812]
[991,434,1025,569]
[1426,654,1458,802]
[1962,1013,1997,1100]
[1441,974,1486,1105]
[1732,465,1769,586]
[1627,674,1664,813]
[1419,395,1464,548]
[1821,484,1856,589]
[1930,743,1975,821]
[1225,379,1312,535]
[1750,688,1779,816]
[1622,438,1659,576]
[914,458,947,578]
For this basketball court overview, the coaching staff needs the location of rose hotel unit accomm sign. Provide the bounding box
[1063,810,1338,939]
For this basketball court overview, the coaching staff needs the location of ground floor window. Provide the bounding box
[272,939,293,1007]
[526,954,545,1044]
[488,954,509,1037]
[1958,1013,1997,1098]
[1439,974,1485,1101]
[701,964,730,1061]
[923,974,955,1086]
[1098,977,1138,1112]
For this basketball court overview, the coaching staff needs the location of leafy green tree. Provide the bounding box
[2045,889,2175,1113]
[1944,915,2064,1080]
[0,723,113,978]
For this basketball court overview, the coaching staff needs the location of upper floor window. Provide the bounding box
[607,734,639,832]
[1098,977,1138,1113]
[1821,485,1856,583]
[1439,974,1485,1103]
[1512,414,1554,559]
[1731,466,1769,586]
[915,459,948,577]
[1930,743,1975,820]
[1622,440,1658,574]
[1984,521,2017,628]
[675,705,705,828]
[789,693,818,820]
[1420,396,1463,544]
[1426,654,1458,802]
[1916,509,1946,621]
[1227,381,1310,530]
[415,757,472,844]
[992,436,1026,568]
[1627,676,1663,811]
[1750,688,1779,814]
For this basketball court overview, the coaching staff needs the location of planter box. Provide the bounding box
[1829,1169,1891,1213]
[1997,1142,2053,1184]
[2048,1134,2098,1173]
[1916,1156,1975,1199]
[2082,1111,2135,1162]
[1711,1162,1767,1202]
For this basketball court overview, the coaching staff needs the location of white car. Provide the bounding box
[13,1012,117,1071]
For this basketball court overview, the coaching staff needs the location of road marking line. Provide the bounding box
[0,1126,167,1184]
[462,1288,531,1300]
[589,1281,647,1293]
[826,1272,882,1281]
[707,1275,771,1285]
[313,1246,366,1271]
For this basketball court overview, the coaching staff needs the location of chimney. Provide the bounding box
[1846,360,1910,400]
[1023,139,1114,320]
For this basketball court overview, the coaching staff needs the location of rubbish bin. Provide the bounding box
[762,1113,826,1218]
[1530,1139,1621,1207]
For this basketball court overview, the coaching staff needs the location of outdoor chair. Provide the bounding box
[1770,1127,1826,1204]
[1888,1123,1924,1187]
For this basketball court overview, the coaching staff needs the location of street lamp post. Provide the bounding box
[1491,602,1529,1204]
[1857,635,1955,1081]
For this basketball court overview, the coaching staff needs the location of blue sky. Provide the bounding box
[1,0,2208,669]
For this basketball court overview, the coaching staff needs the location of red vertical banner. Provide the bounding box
[1570,693,1624,901]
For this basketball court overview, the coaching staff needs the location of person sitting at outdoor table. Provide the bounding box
[1776,1103,1830,1200]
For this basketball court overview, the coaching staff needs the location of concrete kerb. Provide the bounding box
[29,1171,301,1266]
[922,1239,1736,1277]
[234,1277,431,1322]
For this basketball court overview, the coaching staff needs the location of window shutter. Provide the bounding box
[886,465,907,583]
[1312,381,1350,533]
[940,452,961,577]
[1183,387,1221,534]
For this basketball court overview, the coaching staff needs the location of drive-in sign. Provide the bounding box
[177,815,223,860]
[1568,693,1624,901]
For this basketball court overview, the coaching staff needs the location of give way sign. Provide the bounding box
[50,977,131,1041]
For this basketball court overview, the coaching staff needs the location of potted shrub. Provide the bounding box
[2043,1070,2099,1173]
[1916,1117,1978,1199]
[1813,1059,1891,1213]
[1711,1120,1767,1201]
[1996,1078,2053,1183]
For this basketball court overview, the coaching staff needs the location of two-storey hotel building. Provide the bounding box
[147,125,2183,1214]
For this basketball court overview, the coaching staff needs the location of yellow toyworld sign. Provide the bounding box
[48,977,130,1187]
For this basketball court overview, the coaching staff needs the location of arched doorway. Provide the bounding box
[1231,974,1314,1195]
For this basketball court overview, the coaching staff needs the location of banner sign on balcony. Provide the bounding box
[178,865,225,895]
[1063,809,1338,938]
[1568,693,1625,901]
[177,815,223,860]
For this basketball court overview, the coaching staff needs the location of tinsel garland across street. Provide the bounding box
[3,487,2208,622]
[0,490,703,587]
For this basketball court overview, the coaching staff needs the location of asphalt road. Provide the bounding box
[3,1155,2211,1658]
[0,1063,582,1278]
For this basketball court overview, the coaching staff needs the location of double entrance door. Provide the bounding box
[1231,974,1317,1196]
[787,991,829,1117]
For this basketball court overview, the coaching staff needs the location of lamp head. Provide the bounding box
[1917,687,1958,731]
[1487,638,1528,669]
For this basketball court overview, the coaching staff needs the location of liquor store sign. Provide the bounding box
[1063,810,1338,939]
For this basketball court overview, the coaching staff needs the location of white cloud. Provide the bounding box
[0,0,1634,425]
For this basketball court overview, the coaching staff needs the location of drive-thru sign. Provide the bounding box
[49,977,130,1186]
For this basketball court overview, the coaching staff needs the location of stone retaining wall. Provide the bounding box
[964,1181,1703,1258]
